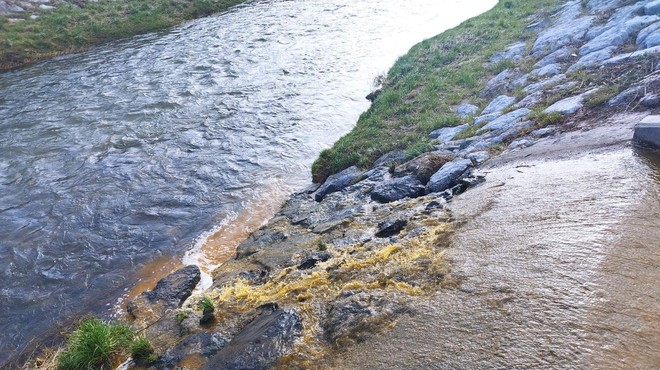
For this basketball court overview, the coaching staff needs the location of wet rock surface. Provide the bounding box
[127,265,201,326]
[202,308,303,370]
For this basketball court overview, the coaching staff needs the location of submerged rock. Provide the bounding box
[371,176,425,203]
[314,166,363,201]
[425,158,472,194]
[202,307,303,370]
[323,291,405,345]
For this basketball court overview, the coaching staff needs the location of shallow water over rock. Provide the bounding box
[320,143,660,369]
[0,0,497,364]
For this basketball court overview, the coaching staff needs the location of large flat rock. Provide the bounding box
[633,115,660,148]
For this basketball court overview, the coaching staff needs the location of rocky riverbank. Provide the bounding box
[24,0,660,368]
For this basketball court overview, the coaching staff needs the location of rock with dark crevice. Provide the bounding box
[392,152,453,184]
[202,308,303,370]
[314,166,364,201]
[425,158,472,194]
[371,176,425,203]
[298,251,333,270]
[375,218,408,238]
[127,265,201,324]
[323,291,406,345]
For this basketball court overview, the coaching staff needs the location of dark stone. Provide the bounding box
[375,218,408,238]
[314,166,364,202]
[425,200,444,210]
[200,313,216,326]
[371,176,425,203]
[298,251,333,270]
[393,152,452,184]
[366,89,382,102]
[236,229,287,259]
[156,332,230,369]
[202,308,303,370]
[425,159,472,194]
[323,291,405,344]
[128,265,200,317]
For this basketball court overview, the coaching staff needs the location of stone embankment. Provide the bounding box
[118,0,660,368]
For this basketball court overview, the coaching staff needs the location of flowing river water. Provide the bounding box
[0,0,497,364]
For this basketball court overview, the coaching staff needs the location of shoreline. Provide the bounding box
[18,0,660,368]
[0,0,248,71]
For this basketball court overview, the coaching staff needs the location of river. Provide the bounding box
[0,0,496,364]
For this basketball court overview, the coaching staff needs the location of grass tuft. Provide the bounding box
[130,336,157,366]
[57,318,134,370]
[197,296,215,315]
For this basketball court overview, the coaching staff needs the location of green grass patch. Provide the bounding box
[198,296,215,315]
[130,336,157,366]
[583,85,620,108]
[57,318,135,370]
[529,109,565,126]
[0,0,246,70]
[311,0,558,182]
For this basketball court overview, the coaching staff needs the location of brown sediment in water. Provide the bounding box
[118,185,291,313]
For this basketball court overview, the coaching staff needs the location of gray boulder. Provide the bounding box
[373,150,407,167]
[474,112,501,125]
[456,103,479,118]
[604,45,660,65]
[481,95,517,115]
[532,16,595,56]
[640,93,660,107]
[531,63,562,77]
[567,46,617,72]
[203,308,303,370]
[479,69,526,98]
[535,47,574,68]
[640,28,660,49]
[131,265,200,310]
[315,166,363,201]
[543,89,599,115]
[489,42,527,64]
[586,0,625,14]
[608,85,645,107]
[523,74,567,94]
[429,123,469,142]
[636,22,660,48]
[371,176,425,203]
[580,16,660,56]
[393,151,452,183]
[645,0,660,16]
[514,91,544,109]
[425,159,472,194]
[477,108,531,134]
[465,151,490,165]
[323,291,405,344]
[633,115,660,148]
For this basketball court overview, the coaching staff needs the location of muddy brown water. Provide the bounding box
[321,123,660,369]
